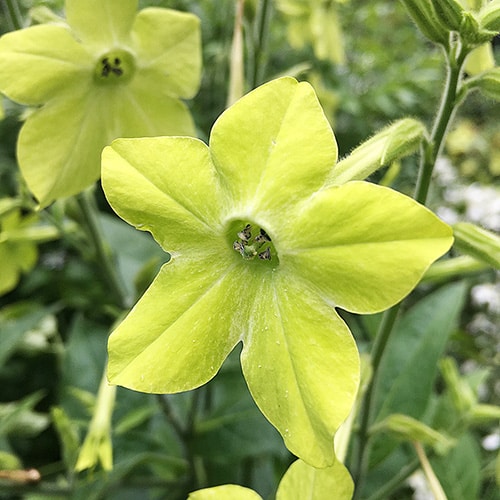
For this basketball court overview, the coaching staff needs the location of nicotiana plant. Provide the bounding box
[0,0,201,206]
[101,77,453,468]
[0,0,499,498]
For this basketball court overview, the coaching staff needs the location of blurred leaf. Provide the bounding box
[370,282,468,464]
[432,433,481,500]
[0,302,51,366]
[0,391,48,438]
[51,406,80,472]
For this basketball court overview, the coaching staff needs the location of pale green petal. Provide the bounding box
[132,8,201,99]
[189,485,263,500]
[241,272,359,467]
[18,85,101,206]
[281,181,453,313]
[210,77,337,216]
[65,0,137,48]
[19,84,196,207]
[107,257,243,393]
[126,75,196,137]
[102,137,227,253]
[276,459,354,500]
[0,25,91,105]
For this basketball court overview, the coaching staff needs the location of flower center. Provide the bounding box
[230,221,278,264]
[93,49,135,85]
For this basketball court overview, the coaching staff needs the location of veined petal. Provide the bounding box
[107,256,243,393]
[18,85,102,206]
[65,0,137,48]
[0,25,91,105]
[209,77,337,217]
[102,137,228,253]
[19,83,197,207]
[131,8,201,99]
[126,75,196,137]
[241,272,359,467]
[281,182,454,313]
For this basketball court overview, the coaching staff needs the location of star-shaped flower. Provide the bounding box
[0,0,201,207]
[101,77,453,467]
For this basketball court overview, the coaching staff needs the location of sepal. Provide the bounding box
[430,0,464,31]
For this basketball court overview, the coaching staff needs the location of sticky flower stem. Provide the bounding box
[351,43,468,498]
[76,190,129,309]
[3,0,23,31]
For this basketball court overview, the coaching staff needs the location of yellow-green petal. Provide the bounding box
[189,484,263,500]
[19,84,196,207]
[102,137,227,253]
[210,77,337,216]
[65,0,137,48]
[132,8,201,99]
[241,272,359,467]
[0,25,91,105]
[282,181,453,313]
[107,257,243,393]
[276,459,354,500]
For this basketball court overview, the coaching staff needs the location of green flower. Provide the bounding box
[0,0,201,207]
[101,77,453,467]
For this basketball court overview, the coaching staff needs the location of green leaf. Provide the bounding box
[282,181,454,313]
[188,484,263,500]
[432,433,481,500]
[370,282,467,463]
[276,459,353,500]
[0,25,91,105]
[0,302,50,366]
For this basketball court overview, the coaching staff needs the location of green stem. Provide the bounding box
[76,190,129,309]
[351,43,468,499]
[3,0,23,30]
[414,46,467,204]
[250,0,272,89]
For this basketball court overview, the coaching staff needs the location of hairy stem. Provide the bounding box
[76,190,129,309]
[351,42,468,499]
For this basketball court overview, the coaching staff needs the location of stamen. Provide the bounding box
[233,223,273,261]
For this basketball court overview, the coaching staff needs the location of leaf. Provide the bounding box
[432,433,481,500]
[370,282,468,464]
[188,484,263,500]
[0,302,50,366]
[276,459,353,500]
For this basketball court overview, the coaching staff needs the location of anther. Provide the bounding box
[258,248,271,260]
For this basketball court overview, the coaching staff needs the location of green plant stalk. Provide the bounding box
[250,0,272,88]
[3,0,23,31]
[76,190,129,309]
[351,43,468,498]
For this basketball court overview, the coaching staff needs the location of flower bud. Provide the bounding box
[479,0,500,32]
[401,0,450,45]
[328,118,426,185]
[371,414,455,455]
[430,0,464,31]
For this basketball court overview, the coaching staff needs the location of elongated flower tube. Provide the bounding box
[101,77,453,467]
[0,0,201,207]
